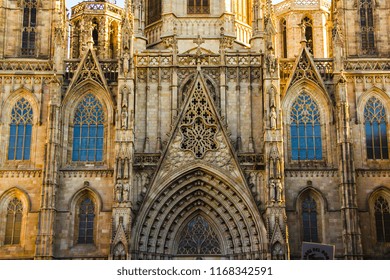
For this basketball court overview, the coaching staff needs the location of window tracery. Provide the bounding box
[8,98,33,161]
[290,93,322,161]
[374,196,390,242]
[180,82,218,159]
[359,0,375,55]
[21,0,37,56]
[77,197,95,244]
[302,196,319,242]
[188,0,210,14]
[5,198,23,245]
[364,97,388,160]
[177,216,221,255]
[72,94,104,162]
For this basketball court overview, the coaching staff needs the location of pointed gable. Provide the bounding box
[67,48,110,92]
[286,47,327,92]
[150,71,247,186]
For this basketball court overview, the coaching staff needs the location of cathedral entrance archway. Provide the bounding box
[132,167,267,260]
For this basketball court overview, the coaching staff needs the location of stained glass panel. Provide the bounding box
[364,97,388,160]
[72,94,104,162]
[290,93,322,160]
[8,98,33,161]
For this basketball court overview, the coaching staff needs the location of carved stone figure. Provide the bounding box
[123,181,130,201]
[115,182,123,202]
[123,52,130,75]
[266,47,277,74]
[270,107,277,130]
[276,180,283,202]
[269,180,276,202]
[121,107,128,129]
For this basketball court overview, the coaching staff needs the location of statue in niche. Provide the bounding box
[115,182,123,202]
[269,144,281,179]
[266,47,277,74]
[276,180,283,203]
[270,107,277,130]
[269,180,276,202]
[123,181,130,202]
[299,22,306,42]
[121,107,128,129]
[123,52,130,75]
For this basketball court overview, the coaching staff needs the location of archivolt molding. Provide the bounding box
[133,168,267,259]
[356,87,390,124]
[62,82,114,123]
[0,187,31,213]
[1,88,41,126]
[367,186,390,209]
[282,80,332,124]
[68,185,103,213]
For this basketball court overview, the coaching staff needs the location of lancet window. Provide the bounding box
[281,19,287,58]
[77,198,95,244]
[8,98,33,161]
[364,97,388,160]
[290,93,322,161]
[72,94,104,162]
[148,0,162,24]
[188,0,210,14]
[302,17,313,54]
[4,198,23,245]
[21,0,37,56]
[360,0,375,54]
[374,196,390,242]
[302,196,319,243]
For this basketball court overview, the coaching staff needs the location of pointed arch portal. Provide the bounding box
[132,168,267,260]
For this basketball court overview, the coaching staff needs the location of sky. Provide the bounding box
[66,0,284,9]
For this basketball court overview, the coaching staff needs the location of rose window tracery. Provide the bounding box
[180,81,218,158]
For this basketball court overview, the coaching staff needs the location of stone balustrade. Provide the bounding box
[274,0,331,14]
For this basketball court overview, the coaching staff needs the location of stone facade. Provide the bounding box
[0,0,389,260]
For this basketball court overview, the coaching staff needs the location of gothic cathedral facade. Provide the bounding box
[0,0,389,260]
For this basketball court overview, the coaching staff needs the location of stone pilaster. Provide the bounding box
[335,74,363,259]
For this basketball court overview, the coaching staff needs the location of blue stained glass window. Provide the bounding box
[8,98,33,160]
[302,196,319,243]
[72,94,104,162]
[364,97,388,160]
[290,93,322,160]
